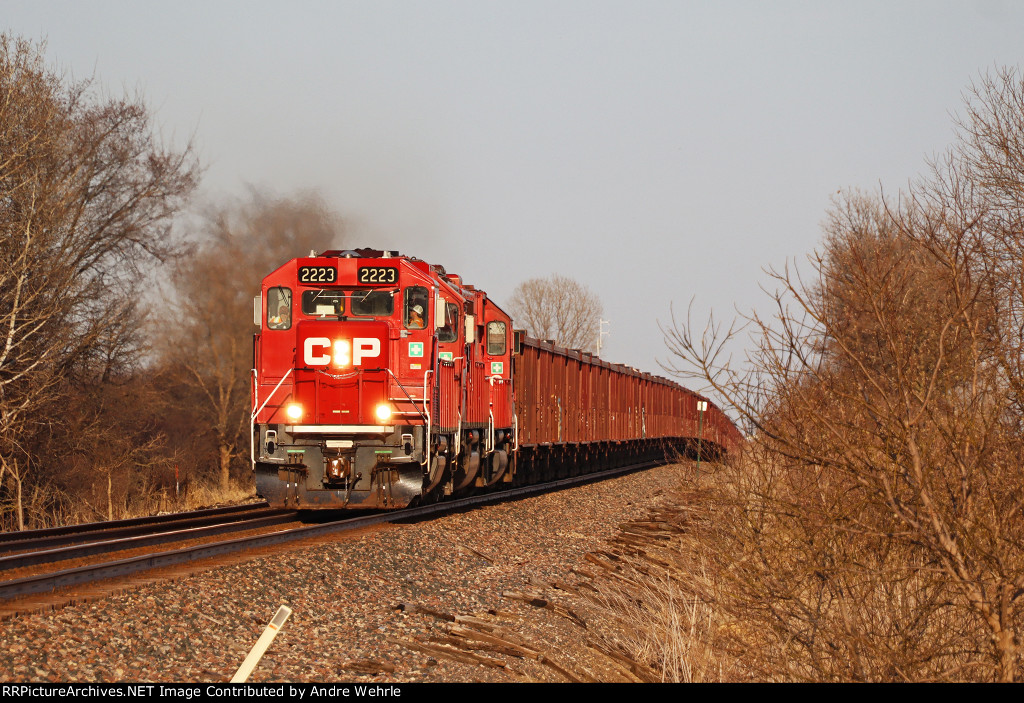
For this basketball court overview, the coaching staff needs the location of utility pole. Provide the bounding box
[696,400,708,478]
[596,319,609,356]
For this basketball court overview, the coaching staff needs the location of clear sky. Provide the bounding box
[5,0,1024,384]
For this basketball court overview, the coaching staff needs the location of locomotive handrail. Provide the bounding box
[250,368,293,470]
[251,369,257,473]
[487,376,495,453]
[251,368,294,420]
[487,410,494,454]
[423,369,432,477]
[513,412,519,452]
[384,368,428,422]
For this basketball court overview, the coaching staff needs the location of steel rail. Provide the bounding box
[0,502,271,546]
[0,458,665,602]
[0,506,290,557]
[0,512,299,571]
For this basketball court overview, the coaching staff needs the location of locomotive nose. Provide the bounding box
[292,320,391,425]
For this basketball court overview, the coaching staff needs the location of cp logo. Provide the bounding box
[303,337,381,367]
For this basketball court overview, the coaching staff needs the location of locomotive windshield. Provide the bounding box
[350,289,395,316]
[296,289,396,318]
[301,289,345,316]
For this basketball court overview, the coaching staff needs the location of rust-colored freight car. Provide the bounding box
[512,336,740,479]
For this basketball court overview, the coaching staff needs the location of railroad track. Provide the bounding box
[0,506,297,571]
[0,459,662,607]
[0,502,280,555]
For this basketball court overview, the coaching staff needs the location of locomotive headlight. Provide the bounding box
[333,339,351,367]
[375,403,393,422]
[286,403,303,420]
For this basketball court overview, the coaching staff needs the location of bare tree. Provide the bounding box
[0,35,197,529]
[160,190,345,492]
[659,70,1024,681]
[506,274,603,353]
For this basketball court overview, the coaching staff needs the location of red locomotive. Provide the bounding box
[251,248,741,509]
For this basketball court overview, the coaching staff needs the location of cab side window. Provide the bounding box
[404,286,429,330]
[438,302,459,343]
[267,287,292,330]
[486,321,506,355]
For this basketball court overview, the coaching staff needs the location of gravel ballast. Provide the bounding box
[0,462,692,683]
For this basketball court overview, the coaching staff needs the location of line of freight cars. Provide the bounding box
[514,335,741,479]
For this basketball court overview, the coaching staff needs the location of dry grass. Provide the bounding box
[582,555,730,682]
[175,481,259,513]
[575,453,1020,682]
[0,477,259,531]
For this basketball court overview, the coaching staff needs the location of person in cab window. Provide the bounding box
[408,304,425,329]
[270,303,290,328]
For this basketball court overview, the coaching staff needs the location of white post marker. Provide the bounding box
[230,605,293,683]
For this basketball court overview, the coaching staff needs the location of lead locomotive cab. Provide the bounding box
[251,248,516,509]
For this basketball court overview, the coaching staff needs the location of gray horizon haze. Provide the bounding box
[5,0,1024,390]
